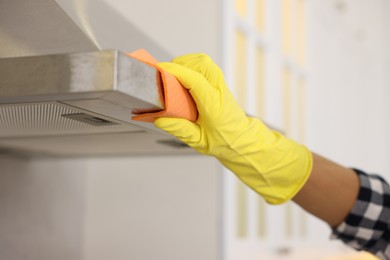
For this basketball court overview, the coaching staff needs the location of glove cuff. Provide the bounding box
[217,118,313,204]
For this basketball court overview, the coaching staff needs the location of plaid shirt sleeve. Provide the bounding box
[331,169,390,260]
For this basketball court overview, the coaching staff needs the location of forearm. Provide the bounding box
[292,153,360,227]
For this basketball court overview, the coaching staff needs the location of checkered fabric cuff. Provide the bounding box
[331,169,390,259]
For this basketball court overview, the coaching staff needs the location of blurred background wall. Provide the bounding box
[307,0,389,176]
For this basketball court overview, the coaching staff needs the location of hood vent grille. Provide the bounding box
[0,102,141,138]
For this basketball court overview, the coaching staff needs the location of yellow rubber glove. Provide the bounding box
[155,54,313,204]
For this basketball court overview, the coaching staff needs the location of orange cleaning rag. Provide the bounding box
[128,49,198,123]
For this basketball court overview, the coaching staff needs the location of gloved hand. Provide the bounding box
[155,54,313,204]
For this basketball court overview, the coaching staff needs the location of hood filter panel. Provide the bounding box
[0,102,141,138]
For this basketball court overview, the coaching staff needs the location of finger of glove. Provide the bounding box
[158,62,218,112]
[171,54,226,88]
[154,117,201,146]
[170,55,247,116]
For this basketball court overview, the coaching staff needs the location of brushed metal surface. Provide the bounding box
[0,50,162,109]
[0,0,98,58]
[0,50,165,130]
[54,0,172,61]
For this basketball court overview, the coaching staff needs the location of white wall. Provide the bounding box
[384,0,390,169]
[0,154,86,260]
[104,0,221,61]
[82,156,221,260]
[56,0,222,62]
[0,154,221,260]
[307,0,389,177]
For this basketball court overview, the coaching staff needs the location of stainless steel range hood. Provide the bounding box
[0,0,193,156]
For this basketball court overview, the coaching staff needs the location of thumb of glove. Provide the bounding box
[154,117,201,147]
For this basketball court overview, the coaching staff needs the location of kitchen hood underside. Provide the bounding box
[0,50,193,156]
[0,0,195,156]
